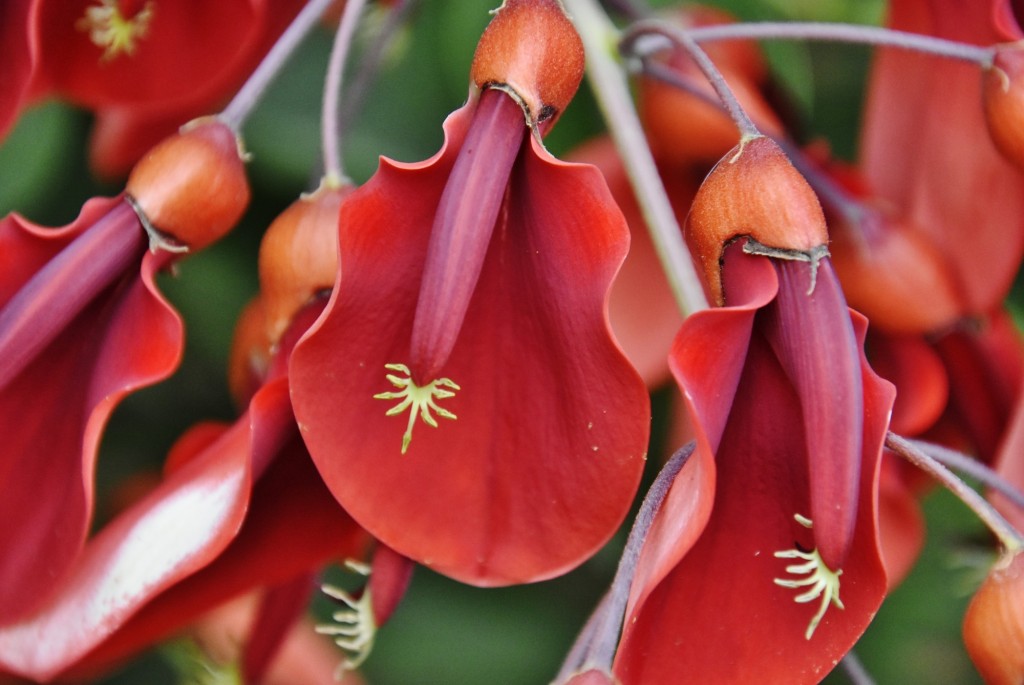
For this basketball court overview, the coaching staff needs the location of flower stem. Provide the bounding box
[633,21,996,68]
[886,432,1024,552]
[907,438,1024,514]
[321,0,368,186]
[840,649,877,685]
[220,0,337,131]
[620,24,761,141]
[555,442,695,678]
[338,0,419,131]
[562,0,708,317]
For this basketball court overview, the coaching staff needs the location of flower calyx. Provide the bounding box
[470,0,584,132]
[686,136,828,305]
[963,550,1024,684]
[126,117,250,254]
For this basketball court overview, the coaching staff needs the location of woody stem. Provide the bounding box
[886,432,1024,552]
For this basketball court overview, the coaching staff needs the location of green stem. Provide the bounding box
[563,0,708,317]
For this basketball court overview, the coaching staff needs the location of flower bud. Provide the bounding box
[470,0,584,129]
[126,117,250,251]
[686,136,828,304]
[963,551,1024,685]
[829,209,963,333]
[257,181,349,344]
[638,7,784,166]
[227,297,272,409]
[984,43,1024,171]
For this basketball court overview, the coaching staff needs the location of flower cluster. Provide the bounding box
[2,0,1024,683]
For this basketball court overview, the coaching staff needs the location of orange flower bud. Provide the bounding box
[963,551,1024,685]
[227,297,272,409]
[257,181,349,344]
[686,136,828,305]
[470,0,584,129]
[829,209,964,333]
[126,117,250,251]
[638,7,784,166]
[984,43,1024,171]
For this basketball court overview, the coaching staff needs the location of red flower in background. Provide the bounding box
[0,119,247,632]
[828,0,1024,462]
[611,139,894,684]
[289,0,650,586]
[18,0,307,175]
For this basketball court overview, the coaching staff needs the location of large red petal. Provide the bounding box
[625,246,776,617]
[290,105,649,586]
[0,198,181,623]
[860,0,1024,315]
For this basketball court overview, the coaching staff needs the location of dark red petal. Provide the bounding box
[616,294,892,684]
[876,451,925,589]
[410,89,526,380]
[0,198,179,624]
[860,0,1024,315]
[761,258,862,569]
[290,105,649,586]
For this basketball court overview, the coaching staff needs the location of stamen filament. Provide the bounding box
[774,514,844,640]
[374,363,459,454]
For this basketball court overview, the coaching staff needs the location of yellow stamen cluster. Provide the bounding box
[374,363,459,454]
[77,0,155,61]
[316,561,377,675]
[773,514,845,640]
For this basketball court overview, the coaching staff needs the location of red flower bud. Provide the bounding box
[686,136,828,305]
[984,43,1024,171]
[963,551,1024,685]
[470,0,584,128]
[257,181,349,344]
[126,117,250,251]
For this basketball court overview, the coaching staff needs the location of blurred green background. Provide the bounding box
[0,0,998,682]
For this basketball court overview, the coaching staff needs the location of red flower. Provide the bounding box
[0,119,247,628]
[28,0,306,175]
[611,139,894,684]
[0,0,38,142]
[289,0,650,586]
[0,185,370,681]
